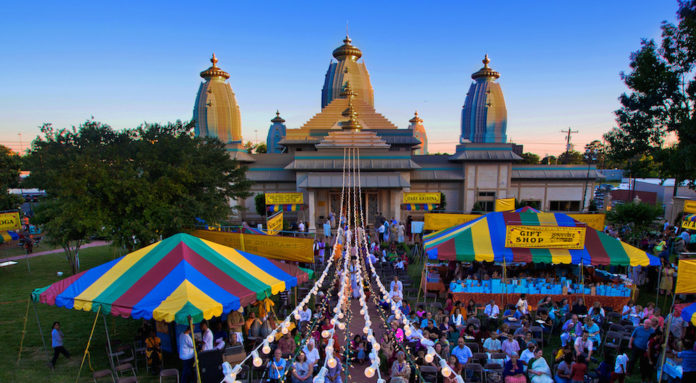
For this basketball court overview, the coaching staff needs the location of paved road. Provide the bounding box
[0,240,111,262]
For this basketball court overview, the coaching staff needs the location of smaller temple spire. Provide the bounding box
[332,35,363,61]
[409,110,423,124]
[340,82,361,131]
[200,53,230,80]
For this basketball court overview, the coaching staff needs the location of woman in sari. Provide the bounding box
[528,349,554,383]
[390,351,411,383]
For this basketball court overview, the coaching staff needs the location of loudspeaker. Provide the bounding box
[198,349,223,383]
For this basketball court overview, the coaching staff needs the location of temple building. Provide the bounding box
[193,39,602,229]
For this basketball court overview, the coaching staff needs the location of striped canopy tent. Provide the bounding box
[675,302,696,325]
[424,209,660,266]
[0,230,19,244]
[32,233,308,324]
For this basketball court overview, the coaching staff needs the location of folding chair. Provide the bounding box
[465,362,485,383]
[465,342,480,353]
[92,369,115,383]
[159,368,179,383]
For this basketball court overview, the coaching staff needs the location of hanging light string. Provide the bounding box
[228,148,351,380]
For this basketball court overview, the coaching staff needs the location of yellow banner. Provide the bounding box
[424,213,480,231]
[676,259,696,294]
[684,200,696,214]
[682,217,696,230]
[403,192,441,204]
[191,229,314,263]
[494,198,515,212]
[567,214,606,231]
[0,211,20,231]
[505,225,586,249]
[265,193,303,205]
[266,211,283,235]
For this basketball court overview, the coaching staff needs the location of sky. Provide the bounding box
[0,1,680,156]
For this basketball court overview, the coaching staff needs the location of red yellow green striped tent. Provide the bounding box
[31,233,308,324]
[424,210,660,266]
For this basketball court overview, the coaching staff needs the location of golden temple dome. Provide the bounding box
[200,53,230,80]
[332,35,363,61]
[471,54,500,80]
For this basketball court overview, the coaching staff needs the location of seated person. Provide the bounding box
[503,352,526,383]
[483,332,502,353]
[588,302,605,325]
[573,331,593,360]
[560,315,582,347]
[583,317,601,346]
[502,332,521,359]
[484,300,500,319]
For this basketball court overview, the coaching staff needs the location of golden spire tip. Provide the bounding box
[211,53,218,67]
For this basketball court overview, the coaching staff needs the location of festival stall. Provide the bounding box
[423,208,660,310]
[0,230,19,244]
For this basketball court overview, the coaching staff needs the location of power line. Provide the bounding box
[561,127,578,154]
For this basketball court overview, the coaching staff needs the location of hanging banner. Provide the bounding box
[191,229,313,263]
[424,213,481,231]
[676,259,696,294]
[266,211,283,235]
[505,225,586,249]
[402,192,441,204]
[265,193,304,205]
[682,214,696,230]
[494,198,515,212]
[567,213,606,231]
[0,211,20,231]
[684,200,696,214]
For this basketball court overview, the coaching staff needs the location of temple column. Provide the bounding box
[392,190,402,223]
[308,190,316,234]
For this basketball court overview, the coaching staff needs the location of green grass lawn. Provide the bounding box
[0,241,63,259]
[0,245,167,383]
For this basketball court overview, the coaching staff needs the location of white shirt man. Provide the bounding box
[201,326,213,351]
[484,302,500,318]
[299,306,312,322]
[574,333,593,358]
[520,343,536,370]
[298,221,305,233]
[390,278,403,293]
[179,330,194,360]
[303,339,321,367]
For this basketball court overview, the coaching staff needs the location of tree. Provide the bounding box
[558,150,585,164]
[0,145,22,210]
[255,143,267,154]
[604,1,696,187]
[520,152,540,164]
[26,119,253,270]
[540,155,557,165]
[439,192,447,211]
[606,201,663,245]
[255,193,266,217]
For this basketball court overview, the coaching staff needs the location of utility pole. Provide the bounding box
[560,128,578,155]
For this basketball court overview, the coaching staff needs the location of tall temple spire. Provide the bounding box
[321,35,374,109]
[266,110,287,153]
[193,54,243,147]
[409,111,428,155]
[460,55,507,143]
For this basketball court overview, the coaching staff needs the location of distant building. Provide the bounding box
[193,38,601,229]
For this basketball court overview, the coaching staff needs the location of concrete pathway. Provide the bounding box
[1,240,110,262]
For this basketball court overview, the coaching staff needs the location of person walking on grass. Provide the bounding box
[51,321,70,368]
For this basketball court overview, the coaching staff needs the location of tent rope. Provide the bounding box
[16,297,30,365]
[75,306,101,383]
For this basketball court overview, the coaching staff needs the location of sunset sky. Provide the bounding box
[0,1,678,156]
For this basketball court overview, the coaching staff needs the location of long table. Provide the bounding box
[451,292,630,312]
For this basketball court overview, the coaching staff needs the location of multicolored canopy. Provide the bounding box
[32,233,308,324]
[0,230,19,244]
[424,210,660,266]
[676,302,696,325]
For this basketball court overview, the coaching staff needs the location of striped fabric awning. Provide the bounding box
[403,204,438,211]
[267,204,302,213]
[32,233,308,324]
[0,231,19,244]
[676,302,696,325]
[424,210,660,266]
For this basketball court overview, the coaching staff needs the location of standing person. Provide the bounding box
[659,262,675,296]
[200,320,213,351]
[611,347,628,383]
[179,327,195,383]
[627,319,654,375]
[50,321,70,368]
[145,329,162,374]
[397,221,405,244]
[406,215,413,243]
[644,331,663,383]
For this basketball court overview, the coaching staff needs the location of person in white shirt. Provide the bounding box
[299,306,312,330]
[302,338,321,373]
[395,259,405,270]
[484,300,500,319]
[179,327,195,382]
[519,342,536,370]
[574,331,593,359]
[298,221,305,233]
[389,284,404,302]
[200,320,213,351]
[483,332,502,353]
[614,348,628,382]
[390,276,403,293]
[517,294,529,315]
[451,308,464,330]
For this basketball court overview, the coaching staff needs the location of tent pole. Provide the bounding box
[655,264,663,309]
[102,314,115,372]
[657,292,678,383]
[31,301,49,362]
[189,316,202,383]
